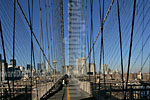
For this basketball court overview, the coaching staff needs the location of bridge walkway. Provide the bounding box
[48,78,95,100]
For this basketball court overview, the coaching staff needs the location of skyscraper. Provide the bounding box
[86,63,96,76]
[102,64,108,74]
[1,60,7,81]
[10,59,16,66]
[76,58,86,75]
[27,64,31,70]
[46,61,50,73]
[41,62,45,73]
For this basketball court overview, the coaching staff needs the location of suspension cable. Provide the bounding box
[0,19,12,99]
[141,53,150,71]
[16,0,53,70]
[98,0,102,98]
[86,0,114,61]
[125,0,136,99]
[50,0,54,63]
[45,0,48,92]
[28,0,33,97]
[116,0,124,96]
[101,0,105,90]
[85,0,88,59]
[88,0,93,81]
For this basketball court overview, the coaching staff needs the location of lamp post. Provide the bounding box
[52,60,57,82]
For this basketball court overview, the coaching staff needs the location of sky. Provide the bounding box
[0,0,150,73]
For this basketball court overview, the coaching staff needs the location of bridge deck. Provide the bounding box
[48,78,95,100]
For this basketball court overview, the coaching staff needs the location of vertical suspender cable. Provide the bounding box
[84,0,86,58]
[98,0,102,98]
[91,0,96,91]
[50,0,54,63]
[125,0,136,99]
[44,0,47,75]
[141,0,144,72]
[48,0,54,75]
[39,0,42,97]
[12,0,16,98]
[81,0,84,58]
[48,0,51,66]
[86,0,89,80]
[80,0,82,58]
[39,0,42,71]
[47,0,50,75]
[28,0,33,98]
[45,0,48,91]
[85,0,90,81]
[116,0,124,96]
[85,0,88,59]
[89,0,93,82]
[101,0,105,90]
[99,0,105,91]
[40,0,44,74]
[50,0,54,81]
[0,20,12,99]
[32,45,38,100]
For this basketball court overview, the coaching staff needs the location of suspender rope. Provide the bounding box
[116,0,124,96]
[125,0,136,99]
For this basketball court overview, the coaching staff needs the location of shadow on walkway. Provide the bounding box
[41,84,63,100]
[80,97,96,100]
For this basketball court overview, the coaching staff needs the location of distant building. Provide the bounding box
[8,64,13,68]
[86,63,96,76]
[26,64,36,78]
[62,65,73,76]
[1,60,7,81]
[62,66,65,74]
[102,64,108,74]
[10,59,16,66]
[27,64,31,70]
[46,61,50,73]
[41,62,45,73]
[76,58,86,75]
[137,71,143,80]
[107,68,111,74]
[19,66,25,72]
[113,69,120,74]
